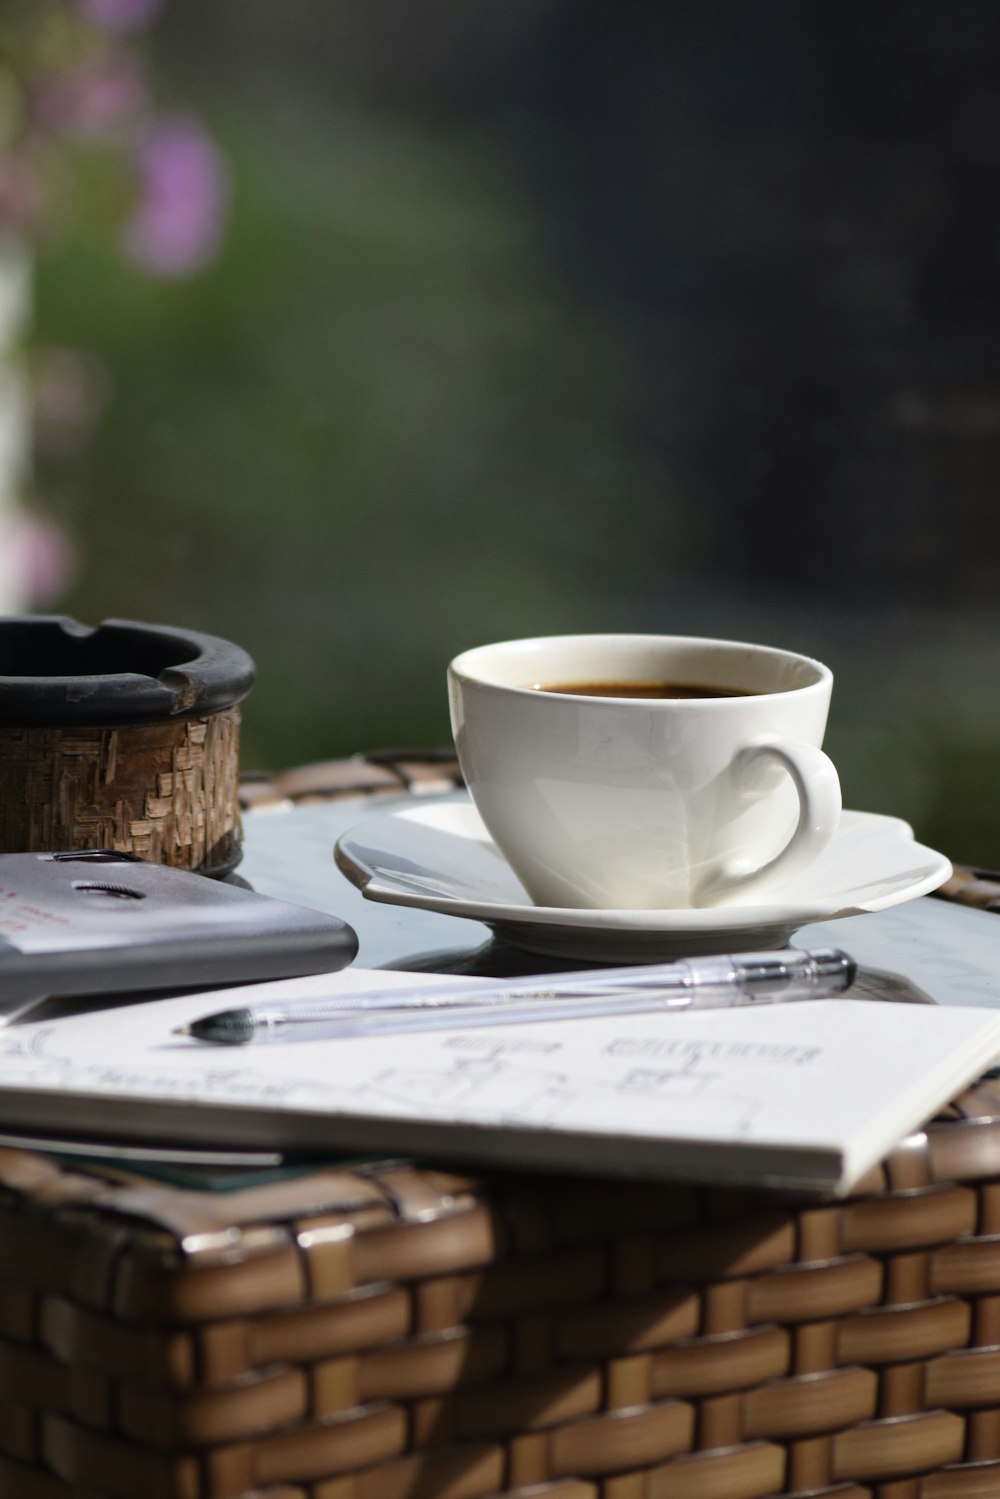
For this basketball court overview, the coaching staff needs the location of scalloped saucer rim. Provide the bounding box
[334,799,952,959]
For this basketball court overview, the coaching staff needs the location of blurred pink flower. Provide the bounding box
[76,0,163,32]
[34,52,148,138]
[122,115,229,277]
[7,511,77,607]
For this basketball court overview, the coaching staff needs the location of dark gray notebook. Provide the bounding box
[0,850,357,1011]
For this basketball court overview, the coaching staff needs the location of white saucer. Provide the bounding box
[334,798,953,962]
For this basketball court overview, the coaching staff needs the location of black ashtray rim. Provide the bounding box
[0,615,256,727]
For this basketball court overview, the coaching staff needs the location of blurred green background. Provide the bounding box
[20,0,1000,865]
[38,109,674,756]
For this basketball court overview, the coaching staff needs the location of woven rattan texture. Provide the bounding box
[0,753,995,1499]
[0,708,243,876]
[237,749,462,811]
[3,1121,1000,1499]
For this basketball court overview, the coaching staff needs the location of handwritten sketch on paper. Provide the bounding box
[0,1021,762,1136]
[360,1048,761,1136]
[0,970,997,1192]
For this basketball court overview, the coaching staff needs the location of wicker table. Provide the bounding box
[1,753,999,1499]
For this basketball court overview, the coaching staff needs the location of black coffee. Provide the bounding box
[532,680,757,699]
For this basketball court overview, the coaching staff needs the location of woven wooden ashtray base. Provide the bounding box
[0,617,254,877]
[0,709,243,877]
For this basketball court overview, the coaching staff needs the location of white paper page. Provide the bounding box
[0,970,998,1190]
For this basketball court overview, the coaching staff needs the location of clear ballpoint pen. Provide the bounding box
[177,946,857,1045]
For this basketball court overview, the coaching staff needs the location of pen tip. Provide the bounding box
[175,1010,256,1044]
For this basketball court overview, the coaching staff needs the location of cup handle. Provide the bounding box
[695,739,842,906]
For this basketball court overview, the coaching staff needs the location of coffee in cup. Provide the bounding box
[447,633,841,910]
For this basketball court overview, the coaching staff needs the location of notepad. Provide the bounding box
[0,968,998,1193]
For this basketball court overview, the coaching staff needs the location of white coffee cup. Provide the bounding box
[447,633,841,910]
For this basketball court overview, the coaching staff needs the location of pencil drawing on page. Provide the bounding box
[359,1050,761,1135]
[0,1024,761,1135]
